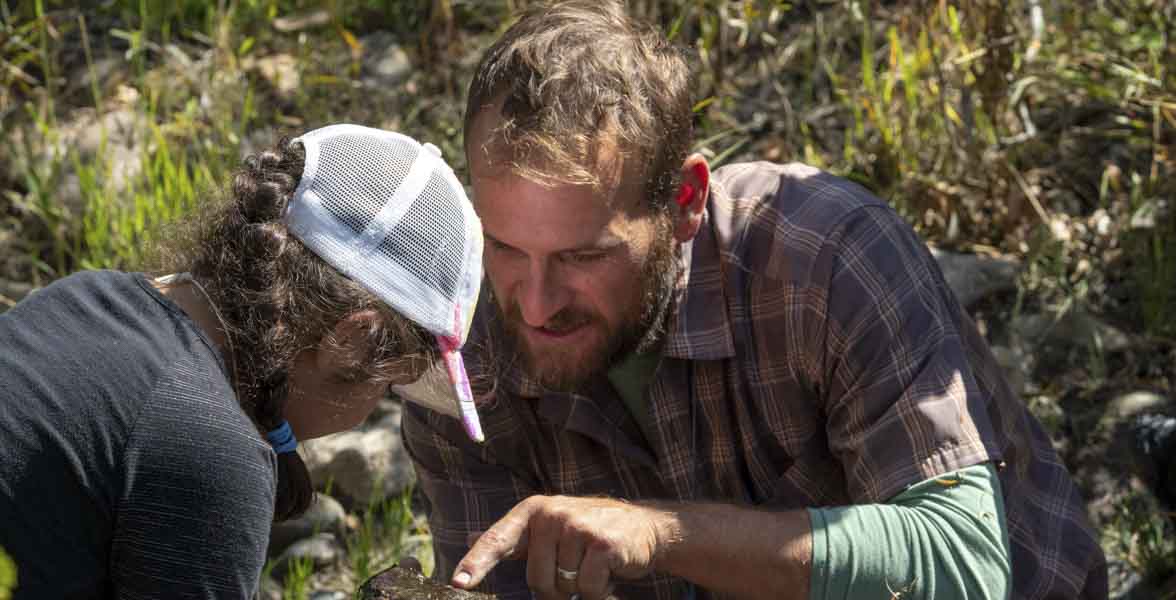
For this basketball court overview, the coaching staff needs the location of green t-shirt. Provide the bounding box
[606,349,662,445]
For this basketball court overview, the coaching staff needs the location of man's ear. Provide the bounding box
[315,310,381,372]
[673,154,710,243]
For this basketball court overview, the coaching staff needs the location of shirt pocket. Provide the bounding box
[752,446,849,509]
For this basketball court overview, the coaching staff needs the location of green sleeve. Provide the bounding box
[808,462,1011,600]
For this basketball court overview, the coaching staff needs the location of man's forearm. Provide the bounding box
[646,464,1011,600]
[650,502,812,600]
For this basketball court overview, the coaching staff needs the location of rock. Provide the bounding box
[301,403,415,506]
[361,32,412,87]
[249,54,301,101]
[257,575,283,600]
[0,279,35,310]
[273,10,330,32]
[1130,412,1176,510]
[268,492,348,556]
[1108,391,1172,420]
[271,532,343,581]
[359,565,497,600]
[1012,310,1132,353]
[929,247,1021,308]
[55,107,147,216]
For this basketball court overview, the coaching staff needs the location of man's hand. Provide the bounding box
[450,495,678,600]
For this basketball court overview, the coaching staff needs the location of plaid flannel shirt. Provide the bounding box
[403,161,1107,600]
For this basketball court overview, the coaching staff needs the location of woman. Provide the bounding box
[0,124,484,599]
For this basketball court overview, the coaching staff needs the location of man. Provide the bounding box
[401,2,1107,599]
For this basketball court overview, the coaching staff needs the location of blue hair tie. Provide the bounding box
[266,421,298,454]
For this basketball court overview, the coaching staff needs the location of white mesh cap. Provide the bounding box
[286,124,485,442]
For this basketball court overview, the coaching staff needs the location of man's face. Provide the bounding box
[469,141,677,391]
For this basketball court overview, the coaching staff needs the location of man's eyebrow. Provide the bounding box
[483,231,523,251]
[484,231,623,253]
[562,240,623,253]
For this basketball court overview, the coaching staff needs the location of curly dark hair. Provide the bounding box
[153,138,437,520]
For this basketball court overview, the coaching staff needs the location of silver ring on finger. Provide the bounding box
[557,567,579,582]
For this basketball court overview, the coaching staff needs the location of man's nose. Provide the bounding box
[517,262,569,328]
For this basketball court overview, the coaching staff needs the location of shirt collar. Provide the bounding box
[662,180,736,361]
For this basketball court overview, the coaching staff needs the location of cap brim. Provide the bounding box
[388,348,484,444]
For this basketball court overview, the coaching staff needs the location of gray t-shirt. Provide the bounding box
[0,270,277,599]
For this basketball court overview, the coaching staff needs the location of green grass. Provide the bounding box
[347,483,427,597]
[281,554,316,600]
[0,546,14,600]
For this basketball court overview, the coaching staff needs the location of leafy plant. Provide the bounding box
[1105,490,1176,587]
[0,546,15,600]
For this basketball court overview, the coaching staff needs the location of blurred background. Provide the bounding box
[0,1,1173,598]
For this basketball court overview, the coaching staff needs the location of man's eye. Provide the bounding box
[488,238,516,253]
[563,251,605,263]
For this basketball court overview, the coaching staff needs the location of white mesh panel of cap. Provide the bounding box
[314,133,418,234]
[286,124,482,343]
[377,169,464,298]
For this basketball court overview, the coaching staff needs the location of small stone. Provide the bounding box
[1092,209,1113,237]
[268,492,348,556]
[273,10,330,32]
[1049,217,1072,242]
[361,31,412,87]
[0,279,35,310]
[1108,391,1172,420]
[250,53,301,100]
[271,532,343,581]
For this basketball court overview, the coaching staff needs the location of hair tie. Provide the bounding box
[265,420,298,454]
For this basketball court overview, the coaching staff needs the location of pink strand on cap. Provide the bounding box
[437,334,484,443]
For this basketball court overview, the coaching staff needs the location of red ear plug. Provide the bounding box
[675,183,695,207]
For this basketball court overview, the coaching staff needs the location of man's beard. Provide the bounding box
[494,217,679,392]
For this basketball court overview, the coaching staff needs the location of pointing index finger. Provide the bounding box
[452,501,536,589]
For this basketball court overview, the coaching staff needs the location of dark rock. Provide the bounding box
[361,32,411,88]
[1131,412,1176,510]
[271,532,343,581]
[268,493,347,557]
[929,248,1020,308]
[359,565,496,600]
[1011,310,1132,353]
